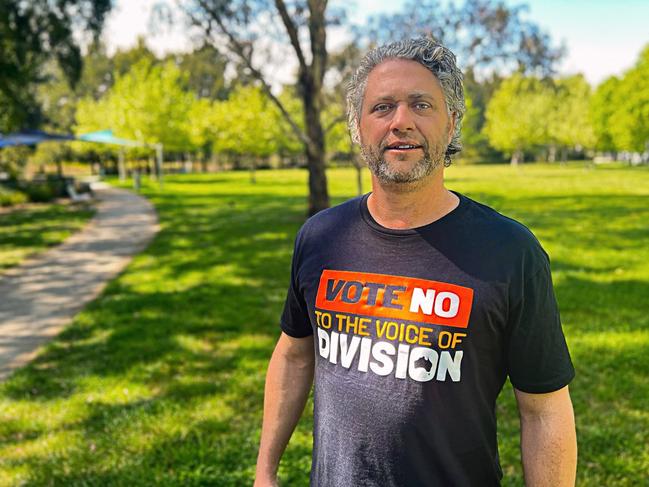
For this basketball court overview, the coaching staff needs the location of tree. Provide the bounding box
[362,0,564,77]
[112,37,158,79]
[0,0,111,132]
[76,60,194,153]
[612,45,649,153]
[212,85,283,166]
[549,75,594,161]
[165,44,229,100]
[181,0,334,215]
[483,74,553,164]
[590,44,649,155]
[590,76,621,153]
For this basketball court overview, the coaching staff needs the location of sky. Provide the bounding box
[102,0,649,87]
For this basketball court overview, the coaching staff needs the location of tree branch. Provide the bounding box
[307,0,327,86]
[324,114,346,134]
[189,0,310,147]
[274,0,308,73]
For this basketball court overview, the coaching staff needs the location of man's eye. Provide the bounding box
[414,102,431,110]
[372,104,391,112]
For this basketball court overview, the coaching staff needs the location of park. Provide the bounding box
[1,0,649,486]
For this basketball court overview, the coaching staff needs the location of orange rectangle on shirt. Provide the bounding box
[315,270,473,329]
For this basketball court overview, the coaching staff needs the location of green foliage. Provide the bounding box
[619,45,649,152]
[550,75,595,150]
[0,202,94,269]
[212,85,284,159]
[0,146,31,179]
[275,89,305,158]
[111,37,158,79]
[166,44,229,100]
[483,73,598,161]
[0,0,111,132]
[75,60,194,153]
[0,166,648,485]
[590,44,649,153]
[19,178,67,203]
[483,74,553,158]
[590,77,621,152]
[323,98,352,158]
[29,142,75,170]
[364,0,564,76]
[0,185,28,207]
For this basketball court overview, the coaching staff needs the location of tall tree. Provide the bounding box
[112,37,158,78]
[483,74,553,164]
[590,45,649,155]
[0,0,111,132]
[590,76,621,153]
[181,0,334,215]
[76,60,194,152]
[362,0,564,77]
[549,75,595,161]
[613,45,649,153]
[165,44,229,100]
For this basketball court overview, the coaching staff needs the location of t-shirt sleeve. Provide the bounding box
[506,253,575,393]
[279,228,314,338]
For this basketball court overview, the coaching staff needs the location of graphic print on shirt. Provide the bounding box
[314,270,474,383]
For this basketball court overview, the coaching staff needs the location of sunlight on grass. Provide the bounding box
[0,203,95,271]
[1,164,647,485]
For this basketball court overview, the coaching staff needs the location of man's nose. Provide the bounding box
[390,103,415,133]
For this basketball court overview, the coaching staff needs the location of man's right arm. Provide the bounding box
[254,332,315,486]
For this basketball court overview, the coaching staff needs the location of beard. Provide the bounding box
[360,137,447,185]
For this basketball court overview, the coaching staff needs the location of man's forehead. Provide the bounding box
[363,59,443,100]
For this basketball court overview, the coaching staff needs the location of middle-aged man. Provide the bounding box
[255,37,577,487]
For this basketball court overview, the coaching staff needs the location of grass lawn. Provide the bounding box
[0,164,647,486]
[0,202,95,272]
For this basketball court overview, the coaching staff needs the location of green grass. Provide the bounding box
[0,164,647,486]
[0,203,95,272]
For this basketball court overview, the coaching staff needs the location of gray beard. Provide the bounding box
[361,140,446,185]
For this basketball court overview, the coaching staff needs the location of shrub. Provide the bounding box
[0,184,28,207]
[16,177,68,203]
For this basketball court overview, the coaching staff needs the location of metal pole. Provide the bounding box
[118,149,126,182]
[155,143,164,189]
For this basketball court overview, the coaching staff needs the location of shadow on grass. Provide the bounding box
[1,175,647,485]
[0,179,315,485]
[0,204,95,270]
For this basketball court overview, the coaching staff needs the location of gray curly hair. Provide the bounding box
[346,37,466,164]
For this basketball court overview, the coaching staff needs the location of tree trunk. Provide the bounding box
[548,144,556,162]
[250,157,257,184]
[301,56,329,212]
[303,108,329,215]
[352,156,363,196]
[510,149,523,166]
[561,147,568,165]
[118,149,126,181]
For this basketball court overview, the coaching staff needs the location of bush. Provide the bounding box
[21,183,57,203]
[11,176,70,203]
[0,184,28,207]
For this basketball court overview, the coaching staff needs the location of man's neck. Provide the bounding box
[367,172,459,230]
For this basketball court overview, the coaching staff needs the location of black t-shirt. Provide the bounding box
[281,192,574,487]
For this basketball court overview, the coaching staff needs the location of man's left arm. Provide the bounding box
[514,385,577,487]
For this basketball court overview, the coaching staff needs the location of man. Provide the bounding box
[255,37,577,487]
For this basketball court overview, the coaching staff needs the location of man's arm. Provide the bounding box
[514,385,577,487]
[255,332,315,487]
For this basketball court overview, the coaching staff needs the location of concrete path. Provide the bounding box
[0,184,159,380]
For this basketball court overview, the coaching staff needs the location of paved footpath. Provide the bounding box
[0,184,159,380]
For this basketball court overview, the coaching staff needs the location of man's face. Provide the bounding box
[359,58,455,185]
